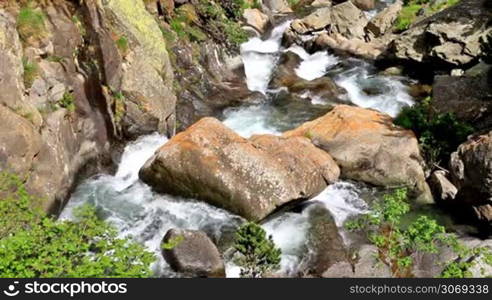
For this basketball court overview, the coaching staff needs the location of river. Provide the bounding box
[60,4,417,277]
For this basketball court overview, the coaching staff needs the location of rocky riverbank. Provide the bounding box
[1,0,492,278]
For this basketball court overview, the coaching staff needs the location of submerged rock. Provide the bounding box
[450,132,492,226]
[162,229,225,277]
[284,105,433,204]
[140,117,340,221]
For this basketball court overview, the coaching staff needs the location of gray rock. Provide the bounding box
[366,0,403,38]
[263,0,293,14]
[389,0,492,67]
[450,131,492,225]
[305,204,348,276]
[162,229,225,277]
[431,74,492,131]
[353,245,392,277]
[429,170,458,202]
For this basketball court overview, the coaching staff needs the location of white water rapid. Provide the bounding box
[62,14,415,278]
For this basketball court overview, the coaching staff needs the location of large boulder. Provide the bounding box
[162,229,225,277]
[388,0,492,67]
[450,132,492,226]
[431,74,492,131]
[284,105,433,204]
[140,117,340,221]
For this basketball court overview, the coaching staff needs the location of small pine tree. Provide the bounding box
[233,222,281,278]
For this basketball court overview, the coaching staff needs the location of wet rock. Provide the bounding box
[173,41,257,130]
[431,74,492,131]
[429,170,458,202]
[140,117,340,221]
[242,8,269,34]
[270,51,346,100]
[162,229,225,277]
[450,132,492,226]
[305,204,348,276]
[388,0,492,67]
[284,105,433,204]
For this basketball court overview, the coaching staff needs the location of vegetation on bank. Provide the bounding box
[164,1,249,48]
[346,188,492,278]
[16,4,47,42]
[395,0,460,31]
[0,172,155,277]
[394,97,473,169]
[233,222,281,278]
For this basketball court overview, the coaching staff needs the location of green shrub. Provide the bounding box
[17,5,47,41]
[222,18,248,45]
[22,57,39,88]
[394,98,473,167]
[0,172,155,278]
[233,222,281,278]
[396,0,460,32]
[116,36,129,55]
[346,188,492,278]
[394,4,422,31]
[58,92,76,112]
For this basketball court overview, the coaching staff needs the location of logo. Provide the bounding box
[3,281,20,297]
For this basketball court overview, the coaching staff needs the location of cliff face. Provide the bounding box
[0,0,252,213]
[0,0,178,213]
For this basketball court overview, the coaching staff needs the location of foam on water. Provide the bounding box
[335,61,414,117]
[60,134,242,277]
[241,21,292,93]
[222,105,280,138]
[287,45,339,81]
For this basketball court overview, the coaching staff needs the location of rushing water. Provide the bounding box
[61,10,414,277]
